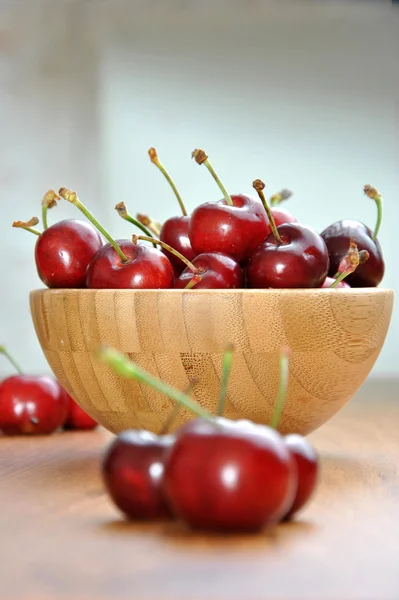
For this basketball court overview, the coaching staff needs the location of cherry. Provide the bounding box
[135,234,243,290]
[163,417,296,531]
[270,188,297,226]
[0,346,68,435]
[246,180,329,289]
[12,191,103,289]
[99,346,298,532]
[189,149,270,263]
[102,429,175,520]
[320,185,384,287]
[58,188,174,290]
[62,391,98,431]
[148,148,195,275]
[283,434,319,520]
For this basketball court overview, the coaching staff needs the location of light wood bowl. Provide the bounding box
[30,288,393,436]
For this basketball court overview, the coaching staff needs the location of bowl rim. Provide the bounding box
[30,287,394,296]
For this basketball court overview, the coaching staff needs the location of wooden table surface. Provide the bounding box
[1,381,398,600]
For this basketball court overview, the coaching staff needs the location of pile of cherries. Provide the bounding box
[13,148,384,290]
[0,345,97,435]
[98,346,319,532]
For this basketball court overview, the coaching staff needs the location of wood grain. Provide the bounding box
[0,381,398,600]
[29,288,394,436]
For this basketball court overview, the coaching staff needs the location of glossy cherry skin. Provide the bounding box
[320,276,350,289]
[0,375,68,435]
[283,434,319,520]
[188,195,270,263]
[320,220,384,287]
[160,216,195,275]
[163,418,297,532]
[272,207,297,226]
[102,430,174,520]
[174,252,244,289]
[62,391,98,431]
[34,219,103,288]
[246,223,329,289]
[86,241,174,289]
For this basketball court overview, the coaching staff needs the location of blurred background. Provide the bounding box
[1,0,398,380]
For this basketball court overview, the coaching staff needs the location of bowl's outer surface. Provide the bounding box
[30,288,394,435]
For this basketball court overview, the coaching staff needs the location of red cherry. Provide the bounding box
[160,216,195,275]
[63,391,98,431]
[102,430,174,520]
[321,220,384,287]
[272,207,297,226]
[86,241,174,289]
[0,375,68,435]
[320,185,385,288]
[246,180,329,289]
[163,417,297,531]
[190,150,269,262]
[34,219,103,288]
[174,252,243,289]
[189,194,270,263]
[283,434,319,519]
[247,223,329,288]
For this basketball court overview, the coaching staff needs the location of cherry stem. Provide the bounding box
[364,185,383,240]
[253,179,283,245]
[0,345,23,375]
[270,189,293,207]
[133,235,200,274]
[217,344,234,417]
[97,347,213,421]
[12,217,41,236]
[148,148,187,216]
[330,238,363,287]
[270,347,290,430]
[185,274,202,289]
[160,380,198,435]
[192,149,233,206]
[136,214,162,237]
[115,203,156,248]
[41,190,59,230]
[59,188,129,263]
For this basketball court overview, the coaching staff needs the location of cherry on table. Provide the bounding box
[102,429,175,520]
[62,390,98,431]
[283,434,319,519]
[0,346,68,435]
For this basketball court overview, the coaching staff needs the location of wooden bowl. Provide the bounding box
[30,288,393,436]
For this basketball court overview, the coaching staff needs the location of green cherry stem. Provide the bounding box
[364,184,383,240]
[192,149,233,206]
[136,214,162,237]
[160,379,198,435]
[133,235,200,274]
[270,347,290,430]
[96,347,213,421]
[59,187,129,263]
[0,345,23,375]
[253,179,283,245]
[115,202,156,248]
[41,190,59,230]
[217,344,234,416]
[148,147,188,216]
[270,189,293,207]
[184,274,202,289]
[12,217,41,236]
